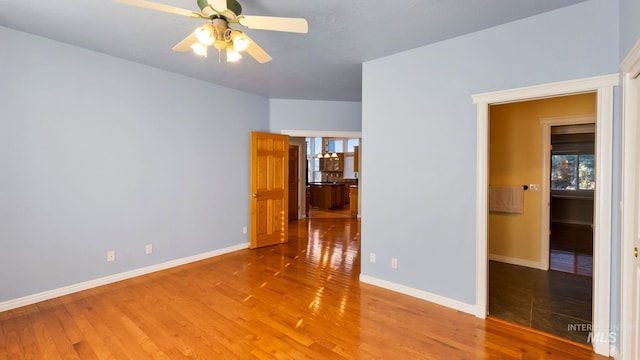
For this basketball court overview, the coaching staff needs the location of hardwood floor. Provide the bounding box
[0,217,608,359]
[308,208,353,219]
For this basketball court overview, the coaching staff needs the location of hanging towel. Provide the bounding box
[489,186,524,214]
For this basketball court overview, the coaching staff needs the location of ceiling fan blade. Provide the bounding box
[244,35,272,63]
[113,0,196,17]
[172,32,197,52]
[239,15,308,33]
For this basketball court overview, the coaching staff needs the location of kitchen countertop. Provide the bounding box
[309,181,357,186]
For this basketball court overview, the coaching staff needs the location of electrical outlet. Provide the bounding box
[370,253,376,263]
[242,226,247,234]
[391,258,398,269]
[145,244,153,254]
[107,251,115,262]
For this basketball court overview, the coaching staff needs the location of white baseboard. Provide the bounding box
[0,243,249,313]
[488,253,545,270]
[359,274,477,315]
[609,344,619,359]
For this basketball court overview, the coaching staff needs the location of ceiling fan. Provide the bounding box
[113,0,308,63]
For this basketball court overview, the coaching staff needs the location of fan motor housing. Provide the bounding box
[197,0,242,16]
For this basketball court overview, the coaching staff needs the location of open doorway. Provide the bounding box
[473,74,618,357]
[306,136,359,219]
[486,94,596,344]
[280,130,362,221]
[548,123,595,276]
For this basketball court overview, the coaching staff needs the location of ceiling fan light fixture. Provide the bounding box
[226,48,242,62]
[116,0,308,65]
[213,39,227,51]
[231,31,250,52]
[191,42,208,57]
[195,24,214,46]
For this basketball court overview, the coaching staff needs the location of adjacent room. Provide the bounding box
[487,93,596,343]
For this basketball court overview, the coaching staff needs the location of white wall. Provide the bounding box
[361,0,619,306]
[0,26,269,303]
[620,0,640,58]
[270,99,361,132]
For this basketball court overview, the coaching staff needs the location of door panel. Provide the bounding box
[250,132,289,249]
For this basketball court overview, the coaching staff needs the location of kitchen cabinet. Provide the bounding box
[319,154,344,172]
[354,146,359,172]
[309,183,345,209]
[350,186,358,216]
[343,184,351,205]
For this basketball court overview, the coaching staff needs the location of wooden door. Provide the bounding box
[288,145,299,220]
[250,132,289,249]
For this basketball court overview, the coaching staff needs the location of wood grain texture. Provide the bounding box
[1,217,609,359]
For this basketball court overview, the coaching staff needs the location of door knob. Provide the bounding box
[253,194,260,198]
[635,247,638,258]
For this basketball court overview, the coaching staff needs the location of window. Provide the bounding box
[551,154,595,190]
[327,139,343,153]
[305,137,360,182]
[346,138,359,152]
[550,125,595,191]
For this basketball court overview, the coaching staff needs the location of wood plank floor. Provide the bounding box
[0,217,609,359]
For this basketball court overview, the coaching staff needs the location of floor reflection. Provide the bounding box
[0,214,606,358]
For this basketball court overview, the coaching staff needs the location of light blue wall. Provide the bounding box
[0,26,269,302]
[620,0,640,58]
[361,0,619,308]
[269,99,361,132]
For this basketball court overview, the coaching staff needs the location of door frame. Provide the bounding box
[472,74,618,357]
[620,38,640,360]
[539,114,596,272]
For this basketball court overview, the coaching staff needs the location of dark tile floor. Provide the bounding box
[489,260,593,344]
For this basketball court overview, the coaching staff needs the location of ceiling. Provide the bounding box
[0,0,587,101]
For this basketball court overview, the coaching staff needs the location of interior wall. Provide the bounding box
[0,26,270,303]
[269,99,361,132]
[361,0,618,306]
[620,0,640,58]
[488,93,596,265]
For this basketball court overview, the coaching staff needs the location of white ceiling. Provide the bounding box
[0,0,587,101]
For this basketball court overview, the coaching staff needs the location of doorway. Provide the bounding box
[280,130,362,221]
[486,95,596,343]
[473,74,618,357]
[288,144,299,221]
[548,123,595,276]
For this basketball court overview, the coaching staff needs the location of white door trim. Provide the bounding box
[472,74,618,357]
[539,114,596,272]
[620,38,640,360]
[280,130,362,139]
